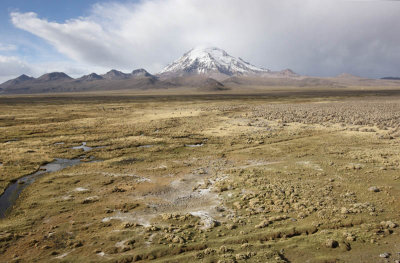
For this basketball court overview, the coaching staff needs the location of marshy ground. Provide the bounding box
[0,91,399,262]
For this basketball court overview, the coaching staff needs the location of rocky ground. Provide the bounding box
[0,94,399,262]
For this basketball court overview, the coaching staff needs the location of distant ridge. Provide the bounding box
[336,73,362,79]
[0,68,160,94]
[77,73,104,82]
[102,69,131,80]
[261,69,299,78]
[37,72,72,82]
[2,46,400,94]
[381,77,400,80]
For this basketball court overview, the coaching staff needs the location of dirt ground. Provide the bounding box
[0,91,399,262]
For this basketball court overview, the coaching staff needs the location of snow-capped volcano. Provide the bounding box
[159,47,270,78]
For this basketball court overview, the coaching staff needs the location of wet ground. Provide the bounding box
[0,158,82,218]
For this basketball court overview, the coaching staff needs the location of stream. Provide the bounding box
[0,158,83,218]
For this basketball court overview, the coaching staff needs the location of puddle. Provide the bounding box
[0,158,83,218]
[72,142,105,152]
[185,143,204,147]
[5,139,18,144]
[0,162,2,168]
[138,145,153,148]
[54,142,65,145]
[72,142,92,151]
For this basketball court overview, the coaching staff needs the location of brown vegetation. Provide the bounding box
[0,92,399,262]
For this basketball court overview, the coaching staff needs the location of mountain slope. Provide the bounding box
[0,74,35,89]
[0,69,162,94]
[77,73,104,82]
[101,70,131,80]
[131,69,154,78]
[159,47,270,79]
[37,72,72,82]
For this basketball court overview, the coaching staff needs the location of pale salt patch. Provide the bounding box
[102,212,151,227]
[115,239,128,248]
[102,172,137,177]
[237,160,280,169]
[62,195,74,201]
[138,144,153,148]
[136,177,151,183]
[83,196,99,203]
[197,188,211,195]
[296,161,323,171]
[74,187,89,192]
[97,252,105,257]
[145,233,157,246]
[147,164,167,170]
[55,252,70,259]
[190,211,218,229]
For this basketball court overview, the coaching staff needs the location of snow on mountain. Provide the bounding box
[131,68,153,77]
[159,47,270,77]
[77,73,104,81]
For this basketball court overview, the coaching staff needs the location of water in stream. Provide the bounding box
[0,158,82,218]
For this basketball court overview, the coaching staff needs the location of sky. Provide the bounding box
[1,0,400,83]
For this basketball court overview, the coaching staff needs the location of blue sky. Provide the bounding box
[1,0,400,83]
[0,0,137,82]
[1,1,105,54]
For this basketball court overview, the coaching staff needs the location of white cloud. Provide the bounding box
[8,0,400,77]
[0,56,32,82]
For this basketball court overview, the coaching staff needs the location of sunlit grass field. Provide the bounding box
[0,91,399,262]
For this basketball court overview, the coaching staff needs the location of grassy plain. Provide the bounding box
[0,89,399,262]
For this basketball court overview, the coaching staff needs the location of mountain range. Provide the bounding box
[0,47,399,94]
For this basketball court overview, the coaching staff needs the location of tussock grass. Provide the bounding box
[0,93,399,262]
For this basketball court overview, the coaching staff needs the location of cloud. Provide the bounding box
[0,43,18,52]
[9,0,400,77]
[0,56,32,83]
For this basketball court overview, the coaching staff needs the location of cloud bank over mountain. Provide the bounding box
[4,0,400,81]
